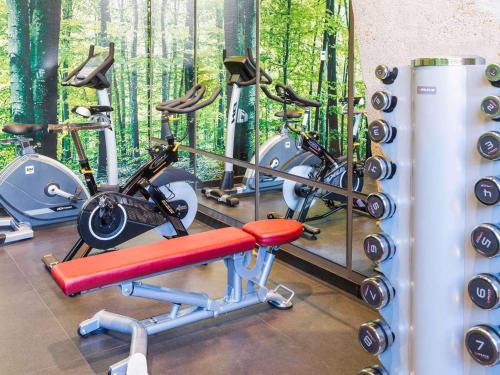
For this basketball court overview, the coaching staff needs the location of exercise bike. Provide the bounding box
[202,49,318,207]
[42,83,219,270]
[0,124,90,244]
[266,84,366,240]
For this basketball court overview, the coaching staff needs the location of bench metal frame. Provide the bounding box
[78,245,294,375]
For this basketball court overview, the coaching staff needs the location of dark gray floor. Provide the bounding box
[0,221,379,374]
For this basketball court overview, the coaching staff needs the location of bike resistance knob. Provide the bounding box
[363,233,396,263]
[475,176,500,206]
[465,325,500,366]
[368,119,397,144]
[361,274,395,310]
[375,65,398,84]
[358,365,389,375]
[358,319,394,356]
[371,91,397,113]
[366,193,396,220]
[480,96,500,121]
[471,223,500,258]
[364,156,396,181]
[485,64,500,87]
[468,273,500,310]
[477,131,500,161]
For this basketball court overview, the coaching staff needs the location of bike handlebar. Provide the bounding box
[156,84,221,114]
[261,83,320,108]
[156,84,206,112]
[237,48,273,87]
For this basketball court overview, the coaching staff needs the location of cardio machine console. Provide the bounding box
[62,43,115,90]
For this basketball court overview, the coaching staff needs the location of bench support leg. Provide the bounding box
[79,310,148,375]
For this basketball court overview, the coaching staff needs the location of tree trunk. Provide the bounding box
[160,0,169,139]
[184,0,195,167]
[145,0,152,144]
[223,0,255,169]
[282,0,291,84]
[326,0,339,155]
[313,0,333,134]
[129,0,139,158]
[97,0,111,179]
[30,0,62,157]
[60,0,73,161]
[7,0,34,124]
[118,0,127,157]
[216,6,225,149]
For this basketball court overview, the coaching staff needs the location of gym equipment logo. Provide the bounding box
[417,86,437,95]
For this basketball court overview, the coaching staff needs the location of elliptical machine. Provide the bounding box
[42,83,219,269]
[266,84,366,240]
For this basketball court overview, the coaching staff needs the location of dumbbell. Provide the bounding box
[358,365,389,375]
[485,64,500,88]
[468,273,500,310]
[366,193,396,220]
[364,156,397,181]
[475,176,500,206]
[363,233,396,263]
[477,131,500,161]
[465,325,500,366]
[371,91,398,113]
[375,65,398,85]
[368,120,397,144]
[358,319,394,356]
[361,274,395,310]
[471,223,500,258]
[480,95,500,121]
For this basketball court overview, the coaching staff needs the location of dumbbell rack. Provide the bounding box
[357,59,500,375]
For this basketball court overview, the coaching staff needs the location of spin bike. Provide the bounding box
[42,64,217,270]
[266,84,366,240]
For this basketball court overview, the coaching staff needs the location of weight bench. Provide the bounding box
[51,219,303,375]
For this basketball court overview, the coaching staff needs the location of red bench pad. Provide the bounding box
[52,227,255,296]
[242,219,302,247]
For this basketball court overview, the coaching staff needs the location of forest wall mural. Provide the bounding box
[1,0,365,182]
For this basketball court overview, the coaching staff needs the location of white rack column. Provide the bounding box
[411,57,486,375]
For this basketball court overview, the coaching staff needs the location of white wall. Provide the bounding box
[352,0,500,119]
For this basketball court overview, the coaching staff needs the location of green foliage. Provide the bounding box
[1,0,368,181]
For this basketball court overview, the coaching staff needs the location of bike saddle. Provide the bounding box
[2,123,43,135]
[274,110,303,119]
[72,105,113,117]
